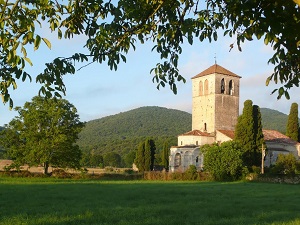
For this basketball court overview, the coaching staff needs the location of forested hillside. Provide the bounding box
[260,108,290,134]
[77,106,192,156]
[77,106,299,159]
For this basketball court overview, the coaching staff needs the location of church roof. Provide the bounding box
[217,130,235,139]
[180,130,211,137]
[263,130,300,145]
[216,129,299,146]
[192,64,241,79]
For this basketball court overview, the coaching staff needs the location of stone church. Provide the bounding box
[169,64,300,172]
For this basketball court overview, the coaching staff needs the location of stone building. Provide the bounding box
[169,64,300,172]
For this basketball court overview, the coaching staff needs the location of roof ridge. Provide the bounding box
[192,64,241,79]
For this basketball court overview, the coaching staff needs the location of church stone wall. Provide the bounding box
[192,74,216,133]
[169,147,202,172]
[214,74,240,130]
[215,131,233,143]
[178,135,215,146]
[215,94,239,130]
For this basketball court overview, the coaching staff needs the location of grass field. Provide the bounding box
[0,178,299,225]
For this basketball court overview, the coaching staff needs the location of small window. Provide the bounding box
[204,123,207,131]
[199,81,203,96]
[196,141,198,145]
[204,79,209,95]
[229,80,234,95]
[221,78,225,94]
[181,141,183,145]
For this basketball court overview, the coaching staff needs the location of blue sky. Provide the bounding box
[0,31,299,126]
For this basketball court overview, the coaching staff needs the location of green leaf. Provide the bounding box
[58,29,62,39]
[265,76,272,86]
[42,38,51,49]
[284,91,290,100]
[24,57,33,66]
[188,35,193,45]
[34,35,41,51]
[21,46,27,57]
[9,98,13,110]
[213,32,217,41]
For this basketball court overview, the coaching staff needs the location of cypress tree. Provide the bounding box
[135,141,145,172]
[149,139,156,170]
[253,105,265,166]
[144,138,156,171]
[234,100,256,167]
[286,103,299,141]
[144,139,151,171]
[161,140,170,170]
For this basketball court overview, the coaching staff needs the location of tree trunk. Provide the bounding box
[44,162,49,174]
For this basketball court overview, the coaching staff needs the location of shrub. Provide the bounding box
[202,141,244,181]
[183,165,198,180]
[270,154,300,175]
[51,169,72,178]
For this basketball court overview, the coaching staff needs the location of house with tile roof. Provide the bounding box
[169,64,300,172]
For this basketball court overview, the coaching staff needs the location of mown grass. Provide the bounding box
[0,178,299,225]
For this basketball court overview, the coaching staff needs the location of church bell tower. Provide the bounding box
[191,64,241,133]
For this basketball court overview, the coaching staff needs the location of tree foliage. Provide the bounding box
[202,141,244,181]
[103,152,122,167]
[0,96,84,174]
[271,153,300,175]
[144,138,156,171]
[0,0,299,107]
[286,103,299,141]
[253,105,265,164]
[135,138,156,172]
[235,100,265,168]
[161,140,170,170]
[123,150,136,168]
[135,141,145,172]
[235,100,256,167]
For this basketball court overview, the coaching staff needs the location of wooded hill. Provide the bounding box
[77,106,297,157]
[260,108,290,134]
[77,106,192,157]
[0,106,295,159]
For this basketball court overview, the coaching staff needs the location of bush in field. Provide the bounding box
[271,153,300,175]
[183,165,198,180]
[202,141,244,181]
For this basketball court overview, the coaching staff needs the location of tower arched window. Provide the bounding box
[204,79,209,95]
[229,80,234,95]
[199,81,203,96]
[221,78,225,94]
[204,123,207,131]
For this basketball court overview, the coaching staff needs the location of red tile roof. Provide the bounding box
[180,130,211,137]
[192,64,241,79]
[217,130,235,139]
[263,129,300,145]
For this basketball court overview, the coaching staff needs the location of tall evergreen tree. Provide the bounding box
[253,105,265,166]
[144,138,156,171]
[286,103,299,141]
[234,100,256,167]
[135,141,145,172]
[161,140,170,170]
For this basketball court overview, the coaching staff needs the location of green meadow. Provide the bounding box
[0,178,299,225]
